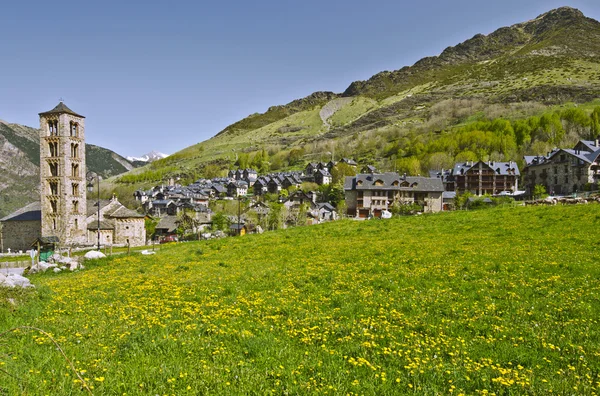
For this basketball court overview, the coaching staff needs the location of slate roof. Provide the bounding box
[525,145,600,167]
[39,101,85,118]
[1,201,41,222]
[579,140,598,152]
[31,236,60,246]
[86,200,112,217]
[317,203,336,212]
[155,215,179,232]
[344,173,444,192]
[107,206,144,218]
[452,161,520,176]
[87,220,115,230]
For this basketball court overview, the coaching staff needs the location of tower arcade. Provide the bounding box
[39,102,88,246]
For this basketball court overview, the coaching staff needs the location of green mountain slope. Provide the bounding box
[112,7,600,190]
[0,121,139,219]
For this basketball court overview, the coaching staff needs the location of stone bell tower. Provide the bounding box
[39,102,88,246]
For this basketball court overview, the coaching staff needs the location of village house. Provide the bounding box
[344,172,445,218]
[227,180,248,197]
[441,161,520,195]
[314,169,332,185]
[253,177,270,195]
[86,197,146,246]
[523,140,600,195]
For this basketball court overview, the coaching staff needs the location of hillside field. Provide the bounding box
[1,205,600,394]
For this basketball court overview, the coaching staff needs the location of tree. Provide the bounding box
[288,148,305,166]
[591,107,600,138]
[296,203,309,226]
[211,212,229,232]
[533,184,548,200]
[331,163,356,184]
[203,164,222,179]
[427,152,454,170]
[300,182,319,193]
[145,218,158,241]
[267,202,284,230]
[395,156,422,176]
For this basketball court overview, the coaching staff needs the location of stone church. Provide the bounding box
[0,102,146,252]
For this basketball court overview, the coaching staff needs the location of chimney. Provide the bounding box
[596,138,599,148]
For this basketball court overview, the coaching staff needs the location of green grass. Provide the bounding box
[329,97,378,127]
[2,205,600,394]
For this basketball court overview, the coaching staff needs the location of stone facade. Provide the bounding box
[0,202,42,253]
[344,173,445,218]
[87,197,146,247]
[444,161,520,195]
[39,103,88,246]
[523,140,600,195]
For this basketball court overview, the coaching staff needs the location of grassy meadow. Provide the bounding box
[1,205,600,395]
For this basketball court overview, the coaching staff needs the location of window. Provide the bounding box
[70,122,78,137]
[48,120,58,136]
[49,182,58,195]
[73,200,79,213]
[71,143,79,158]
[49,142,58,157]
[74,218,78,228]
[49,162,59,177]
[50,200,57,213]
[71,164,79,178]
[53,219,57,230]
[72,183,79,195]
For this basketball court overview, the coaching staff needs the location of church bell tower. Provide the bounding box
[39,102,88,246]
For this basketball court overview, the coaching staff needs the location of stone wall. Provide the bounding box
[0,220,41,253]
[114,218,146,246]
[526,161,592,195]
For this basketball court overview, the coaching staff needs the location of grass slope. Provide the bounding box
[111,7,600,190]
[2,205,600,394]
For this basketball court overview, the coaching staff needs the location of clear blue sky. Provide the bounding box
[1,0,599,157]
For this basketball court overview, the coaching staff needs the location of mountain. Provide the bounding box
[105,8,600,190]
[0,121,140,219]
[126,151,169,163]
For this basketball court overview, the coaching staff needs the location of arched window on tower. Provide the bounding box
[50,200,57,213]
[49,162,59,177]
[71,163,79,178]
[71,143,79,158]
[49,142,58,157]
[70,122,79,137]
[49,182,59,196]
[48,120,58,136]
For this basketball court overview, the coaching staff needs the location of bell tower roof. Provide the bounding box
[39,101,85,118]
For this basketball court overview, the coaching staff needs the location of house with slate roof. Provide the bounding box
[523,139,600,195]
[0,202,43,252]
[443,161,520,195]
[86,196,146,246]
[314,169,332,185]
[344,172,444,218]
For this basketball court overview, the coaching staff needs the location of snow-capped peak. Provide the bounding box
[127,150,169,163]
